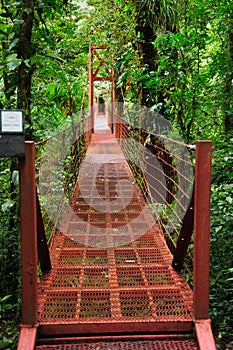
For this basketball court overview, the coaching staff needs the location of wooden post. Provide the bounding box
[19,141,37,325]
[193,140,212,319]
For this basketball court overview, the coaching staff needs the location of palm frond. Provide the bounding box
[138,0,177,30]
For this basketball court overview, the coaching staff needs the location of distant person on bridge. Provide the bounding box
[98,95,105,114]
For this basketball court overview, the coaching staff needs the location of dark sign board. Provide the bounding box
[0,110,25,157]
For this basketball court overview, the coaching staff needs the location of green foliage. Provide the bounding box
[0,159,20,300]
[0,0,233,346]
[29,2,90,139]
[6,53,22,71]
[210,138,233,342]
[212,135,233,185]
[0,295,19,349]
[210,182,233,340]
[0,295,13,318]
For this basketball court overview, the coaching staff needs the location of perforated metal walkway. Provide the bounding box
[36,339,199,349]
[37,133,194,340]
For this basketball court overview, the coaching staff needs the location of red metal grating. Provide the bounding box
[39,291,78,321]
[37,134,193,334]
[79,290,111,319]
[36,339,199,349]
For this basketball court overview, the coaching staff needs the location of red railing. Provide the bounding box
[114,115,212,320]
[18,117,91,334]
[115,116,195,272]
[18,112,214,349]
[35,116,91,248]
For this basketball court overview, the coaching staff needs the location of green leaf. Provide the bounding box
[24,59,31,68]
[10,2,21,6]
[12,170,19,185]
[46,52,65,63]
[13,19,24,25]
[23,8,33,15]
[226,196,233,204]
[9,38,19,50]
[6,54,22,71]
[0,295,11,303]
[1,199,15,212]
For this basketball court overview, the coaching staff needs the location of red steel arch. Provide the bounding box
[88,45,115,132]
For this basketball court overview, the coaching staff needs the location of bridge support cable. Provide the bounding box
[114,119,215,349]
[115,115,196,273]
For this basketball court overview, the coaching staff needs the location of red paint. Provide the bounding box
[195,319,216,350]
[17,119,215,349]
[193,141,212,320]
[17,326,37,350]
[19,142,38,325]
[38,321,193,337]
[88,45,114,133]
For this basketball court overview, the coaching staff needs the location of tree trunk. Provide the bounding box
[132,1,176,111]
[1,40,18,109]
[133,2,158,107]
[16,0,35,140]
[224,18,233,133]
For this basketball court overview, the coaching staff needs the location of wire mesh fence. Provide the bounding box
[35,116,91,246]
[35,112,195,328]
[115,114,195,281]
[36,111,196,282]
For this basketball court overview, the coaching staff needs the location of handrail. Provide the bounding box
[115,115,213,320]
[35,116,92,249]
[34,113,212,316]
[115,115,196,275]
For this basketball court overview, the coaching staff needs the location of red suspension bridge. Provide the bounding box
[16,46,216,349]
